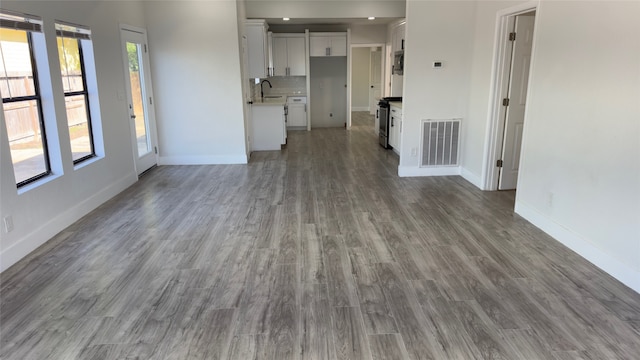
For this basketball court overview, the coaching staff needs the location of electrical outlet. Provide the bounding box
[411,147,418,157]
[4,216,14,233]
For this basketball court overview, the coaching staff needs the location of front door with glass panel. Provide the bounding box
[120,26,157,175]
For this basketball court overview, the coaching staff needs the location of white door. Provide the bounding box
[498,14,535,190]
[369,47,382,114]
[120,26,158,176]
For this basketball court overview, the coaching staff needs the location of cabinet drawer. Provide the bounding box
[287,96,307,104]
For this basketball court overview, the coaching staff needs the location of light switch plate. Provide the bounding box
[4,216,14,233]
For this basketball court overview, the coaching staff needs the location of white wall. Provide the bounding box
[515,0,640,292]
[351,47,371,110]
[1,1,146,271]
[310,57,348,127]
[403,0,640,292]
[144,1,248,165]
[400,1,475,176]
[351,24,388,44]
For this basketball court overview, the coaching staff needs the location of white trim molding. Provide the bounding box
[460,167,483,189]
[515,200,640,294]
[158,154,249,165]
[398,165,460,178]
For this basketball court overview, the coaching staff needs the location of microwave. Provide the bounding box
[393,50,404,75]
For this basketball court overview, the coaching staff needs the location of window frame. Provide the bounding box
[57,32,96,164]
[1,30,51,187]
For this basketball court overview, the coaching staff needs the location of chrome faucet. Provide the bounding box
[260,79,272,100]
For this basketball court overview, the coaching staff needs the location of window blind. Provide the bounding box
[0,9,43,32]
[55,21,91,40]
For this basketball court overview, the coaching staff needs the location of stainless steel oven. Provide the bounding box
[378,97,402,149]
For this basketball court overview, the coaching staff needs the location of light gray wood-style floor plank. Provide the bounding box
[369,333,410,360]
[330,306,372,360]
[2,113,639,359]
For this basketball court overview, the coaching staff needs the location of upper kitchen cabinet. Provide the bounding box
[391,21,406,52]
[245,19,269,78]
[271,34,306,76]
[310,33,347,57]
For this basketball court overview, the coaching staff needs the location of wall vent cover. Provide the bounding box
[420,119,461,167]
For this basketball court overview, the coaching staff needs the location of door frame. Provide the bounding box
[482,1,538,191]
[349,43,386,118]
[369,45,384,114]
[119,24,159,176]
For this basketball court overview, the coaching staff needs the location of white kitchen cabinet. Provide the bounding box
[310,33,347,57]
[287,96,307,128]
[245,20,269,78]
[389,105,402,154]
[271,34,306,76]
[251,104,286,151]
[390,21,406,53]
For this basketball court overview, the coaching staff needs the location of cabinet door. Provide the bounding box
[287,37,306,76]
[272,37,288,76]
[310,36,331,56]
[330,36,347,56]
[246,23,268,78]
[389,114,397,148]
[288,104,306,127]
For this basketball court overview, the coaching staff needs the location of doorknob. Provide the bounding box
[130,115,136,119]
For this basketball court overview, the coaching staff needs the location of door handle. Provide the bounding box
[130,115,136,119]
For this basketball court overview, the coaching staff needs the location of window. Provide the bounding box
[0,11,50,186]
[56,22,94,163]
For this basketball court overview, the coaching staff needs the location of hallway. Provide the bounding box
[1,121,639,359]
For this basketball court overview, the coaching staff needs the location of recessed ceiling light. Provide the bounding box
[283,17,290,21]
[368,17,376,20]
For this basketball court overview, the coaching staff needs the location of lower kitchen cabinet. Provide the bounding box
[287,96,307,128]
[389,105,402,154]
[251,105,286,151]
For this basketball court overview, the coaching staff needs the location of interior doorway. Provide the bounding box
[498,12,535,190]
[483,5,537,191]
[369,47,383,115]
[120,25,158,176]
[349,43,385,126]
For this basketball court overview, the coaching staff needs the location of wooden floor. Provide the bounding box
[2,113,640,359]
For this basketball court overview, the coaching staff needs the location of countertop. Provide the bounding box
[252,97,286,106]
[389,101,403,109]
[252,93,307,107]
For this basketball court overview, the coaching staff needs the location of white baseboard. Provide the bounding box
[351,106,370,112]
[398,165,461,177]
[460,167,483,189]
[515,200,640,294]
[158,154,248,165]
[0,174,137,272]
